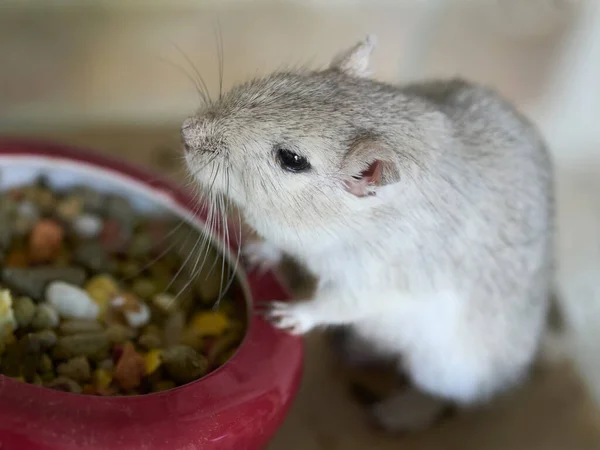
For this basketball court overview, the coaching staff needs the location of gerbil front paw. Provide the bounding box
[242,240,283,273]
[262,301,317,335]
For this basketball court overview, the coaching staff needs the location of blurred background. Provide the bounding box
[0,0,596,153]
[2,1,600,448]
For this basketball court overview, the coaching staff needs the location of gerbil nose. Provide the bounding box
[181,117,199,153]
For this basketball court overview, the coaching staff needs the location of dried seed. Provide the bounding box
[117,260,141,279]
[152,293,177,314]
[28,330,58,350]
[100,219,130,252]
[1,266,86,301]
[113,342,145,390]
[15,334,44,381]
[138,332,162,350]
[105,324,135,345]
[127,233,153,259]
[53,332,110,360]
[38,353,53,373]
[111,293,151,328]
[131,278,157,299]
[163,310,185,347]
[194,248,223,302]
[46,281,99,320]
[56,196,83,222]
[57,356,91,383]
[72,213,103,239]
[46,376,82,394]
[29,219,64,263]
[73,241,115,273]
[31,304,59,330]
[59,319,104,335]
[1,182,244,395]
[162,345,208,384]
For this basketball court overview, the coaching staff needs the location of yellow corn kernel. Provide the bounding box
[85,275,120,316]
[189,311,229,337]
[0,290,16,339]
[144,349,162,375]
[93,369,113,388]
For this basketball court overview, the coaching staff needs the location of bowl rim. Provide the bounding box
[0,137,302,403]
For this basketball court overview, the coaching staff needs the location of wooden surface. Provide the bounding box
[11,128,600,450]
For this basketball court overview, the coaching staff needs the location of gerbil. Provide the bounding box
[181,35,555,432]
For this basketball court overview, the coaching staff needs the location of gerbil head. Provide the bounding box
[181,35,404,242]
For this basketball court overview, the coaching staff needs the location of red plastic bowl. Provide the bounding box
[0,139,303,450]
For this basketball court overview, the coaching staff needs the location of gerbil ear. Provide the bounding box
[330,35,376,78]
[342,137,399,198]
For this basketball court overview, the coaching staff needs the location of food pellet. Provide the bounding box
[12,296,36,328]
[113,342,145,390]
[0,178,246,395]
[29,219,64,263]
[57,356,91,383]
[30,304,59,331]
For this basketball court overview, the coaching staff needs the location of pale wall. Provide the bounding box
[0,0,576,132]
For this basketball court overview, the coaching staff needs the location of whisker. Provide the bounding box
[217,190,228,305]
[158,55,208,106]
[214,164,242,309]
[185,153,220,183]
[164,226,205,295]
[193,161,223,278]
[214,19,225,100]
[116,210,204,283]
[170,42,213,106]
[166,161,220,299]
[168,202,214,305]
[199,161,231,285]
[166,188,223,306]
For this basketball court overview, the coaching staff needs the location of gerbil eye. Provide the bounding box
[276,148,311,173]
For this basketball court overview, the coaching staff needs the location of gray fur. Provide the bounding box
[182,36,555,432]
